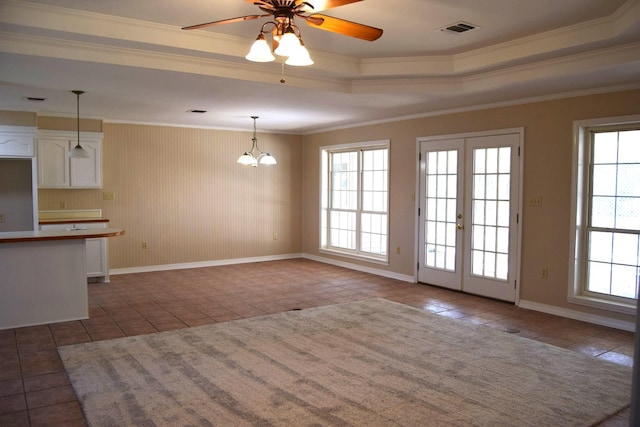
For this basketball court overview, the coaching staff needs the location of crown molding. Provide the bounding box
[3,0,638,81]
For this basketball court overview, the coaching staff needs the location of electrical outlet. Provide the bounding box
[103,191,115,200]
[273,232,278,240]
[59,201,67,209]
[0,211,6,223]
[142,241,148,249]
[542,267,549,279]
[396,246,401,254]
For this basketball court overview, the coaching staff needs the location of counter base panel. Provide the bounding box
[1,239,88,330]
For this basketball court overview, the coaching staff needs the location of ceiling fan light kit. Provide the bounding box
[183,0,382,69]
[245,32,276,62]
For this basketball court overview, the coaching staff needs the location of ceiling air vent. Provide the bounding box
[439,22,477,34]
[22,96,47,102]
[188,109,207,114]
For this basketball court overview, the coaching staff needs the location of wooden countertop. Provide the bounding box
[0,228,124,243]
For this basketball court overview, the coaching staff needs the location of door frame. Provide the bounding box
[414,128,524,305]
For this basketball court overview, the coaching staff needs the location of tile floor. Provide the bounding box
[0,259,635,426]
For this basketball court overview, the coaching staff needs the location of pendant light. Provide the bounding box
[237,116,276,167]
[68,90,90,159]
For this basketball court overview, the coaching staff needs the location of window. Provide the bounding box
[570,116,640,314]
[320,141,389,263]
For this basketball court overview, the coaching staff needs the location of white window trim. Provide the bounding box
[568,115,640,315]
[319,140,390,265]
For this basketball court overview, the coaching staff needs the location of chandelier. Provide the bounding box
[237,116,277,167]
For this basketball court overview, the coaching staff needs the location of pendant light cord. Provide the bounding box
[72,90,85,149]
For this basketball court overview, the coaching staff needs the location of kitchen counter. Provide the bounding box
[0,227,123,243]
[0,227,124,329]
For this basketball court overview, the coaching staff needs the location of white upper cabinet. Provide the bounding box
[0,126,36,157]
[37,130,103,188]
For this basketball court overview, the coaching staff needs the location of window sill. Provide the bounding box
[568,294,637,316]
[319,248,389,266]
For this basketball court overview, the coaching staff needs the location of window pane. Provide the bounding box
[472,250,484,275]
[589,231,612,263]
[591,196,615,228]
[496,253,509,280]
[446,222,456,246]
[497,201,510,227]
[591,165,617,196]
[612,233,639,266]
[610,264,638,298]
[498,175,510,199]
[448,150,457,173]
[618,130,640,163]
[486,148,498,173]
[446,246,456,270]
[447,198,457,222]
[615,197,640,230]
[593,132,618,164]
[437,151,448,174]
[587,261,612,294]
[497,227,509,253]
[617,165,640,197]
[473,225,484,250]
[447,175,457,198]
[474,200,485,224]
[485,226,497,252]
[474,175,485,199]
[427,198,437,220]
[485,174,498,199]
[485,201,497,226]
[498,147,511,173]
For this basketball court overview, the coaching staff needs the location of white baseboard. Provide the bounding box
[110,253,303,275]
[518,299,636,332]
[302,253,416,283]
[112,252,415,283]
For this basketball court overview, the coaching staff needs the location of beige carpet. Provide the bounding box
[59,298,632,426]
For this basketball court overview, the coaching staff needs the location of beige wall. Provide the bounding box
[301,89,640,323]
[38,122,303,268]
[3,88,638,323]
[0,111,37,126]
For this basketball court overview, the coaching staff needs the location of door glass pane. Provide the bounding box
[424,150,458,271]
[471,147,511,280]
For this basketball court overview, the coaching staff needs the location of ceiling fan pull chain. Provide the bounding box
[280,60,286,84]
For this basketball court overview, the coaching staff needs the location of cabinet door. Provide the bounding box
[0,133,35,157]
[85,237,106,277]
[70,140,102,188]
[37,139,70,187]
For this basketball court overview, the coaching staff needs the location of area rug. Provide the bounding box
[58,298,632,426]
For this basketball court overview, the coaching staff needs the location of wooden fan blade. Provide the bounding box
[298,0,362,12]
[182,15,268,30]
[306,14,383,41]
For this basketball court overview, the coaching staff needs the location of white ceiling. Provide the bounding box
[1,0,639,133]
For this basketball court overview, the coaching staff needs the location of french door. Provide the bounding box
[417,131,522,302]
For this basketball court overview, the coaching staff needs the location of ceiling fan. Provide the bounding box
[182,0,383,42]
